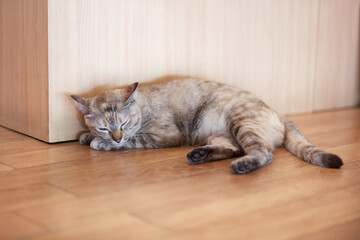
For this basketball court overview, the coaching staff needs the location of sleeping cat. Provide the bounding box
[71,78,343,174]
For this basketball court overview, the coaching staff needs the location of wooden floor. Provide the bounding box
[0,108,360,240]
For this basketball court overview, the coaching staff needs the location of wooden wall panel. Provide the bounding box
[158,0,320,114]
[314,0,360,111]
[0,0,49,142]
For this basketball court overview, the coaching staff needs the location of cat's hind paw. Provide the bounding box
[187,148,212,165]
[230,157,258,174]
[230,155,272,174]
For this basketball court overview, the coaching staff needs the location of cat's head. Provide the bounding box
[71,82,139,145]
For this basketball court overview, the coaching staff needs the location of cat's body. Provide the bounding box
[72,78,343,174]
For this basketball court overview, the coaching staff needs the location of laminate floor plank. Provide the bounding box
[28,212,171,240]
[305,127,360,149]
[0,212,45,240]
[0,162,13,172]
[295,218,360,240]
[0,183,76,214]
[0,141,119,169]
[287,108,360,135]
[167,184,360,240]
[0,126,31,143]
[127,155,360,231]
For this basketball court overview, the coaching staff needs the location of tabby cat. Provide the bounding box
[71,78,343,174]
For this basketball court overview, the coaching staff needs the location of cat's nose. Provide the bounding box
[111,131,122,143]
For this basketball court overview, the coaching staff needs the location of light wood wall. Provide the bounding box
[0,0,49,141]
[1,0,359,142]
[314,0,360,111]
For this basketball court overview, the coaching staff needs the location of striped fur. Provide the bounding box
[71,78,343,174]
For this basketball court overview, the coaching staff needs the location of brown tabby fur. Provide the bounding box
[71,78,343,174]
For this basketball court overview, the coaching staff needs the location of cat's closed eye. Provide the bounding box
[120,120,128,129]
[98,127,111,133]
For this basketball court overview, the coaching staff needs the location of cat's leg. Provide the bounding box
[230,130,274,174]
[187,135,244,165]
[79,133,95,145]
[89,134,158,151]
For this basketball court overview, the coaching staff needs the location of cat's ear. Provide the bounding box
[71,95,92,115]
[124,82,139,103]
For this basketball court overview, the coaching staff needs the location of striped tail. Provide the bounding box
[282,119,343,168]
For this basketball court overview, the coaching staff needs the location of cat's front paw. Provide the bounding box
[79,133,94,145]
[90,137,113,151]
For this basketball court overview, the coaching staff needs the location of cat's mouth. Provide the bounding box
[113,137,127,146]
[112,140,123,145]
